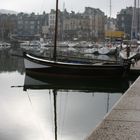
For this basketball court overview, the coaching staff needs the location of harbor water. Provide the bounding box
[0,47,136,140]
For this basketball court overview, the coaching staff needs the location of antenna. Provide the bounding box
[109,0,112,18]
[63,2,65,11]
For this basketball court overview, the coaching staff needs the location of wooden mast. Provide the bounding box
[53,89,57,140]
[53,0,59,61]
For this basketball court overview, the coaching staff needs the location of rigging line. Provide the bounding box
[106,93,110,113]
[27,90,33,106]
[25,91,46,140]
[59,91,64,139]
[58,90,63,138]
[49,89,54,133]
[61,92,69,139]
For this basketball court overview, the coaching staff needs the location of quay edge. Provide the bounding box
[86,76,140,140]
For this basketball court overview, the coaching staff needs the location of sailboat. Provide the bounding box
[23,0,132,79]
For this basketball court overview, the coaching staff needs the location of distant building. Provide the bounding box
[0,14,17,41]
[84,7,105,41]
[41,12,49,40]
[63,12,90,40]
[48,9,63,40]
[16,12,42,40]
[105,17,116,31]
[116,7,133,39]
[0,6,106,41]
[63,7,105,41]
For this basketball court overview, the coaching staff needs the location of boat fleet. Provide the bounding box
[22,39,139,79]
[20,40,118,55]
[19,39,140,61]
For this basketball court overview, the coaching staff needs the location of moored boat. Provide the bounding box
[24,52,131,79]
[98,46,117,55]
[20,40,41,51]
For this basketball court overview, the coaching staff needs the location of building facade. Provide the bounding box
[117,7,133,39]
[0,7,106,41]
[61,7,105,41]
[0,14,17,41]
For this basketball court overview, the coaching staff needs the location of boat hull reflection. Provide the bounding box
[23,73,135,140]
[24,72,130,93]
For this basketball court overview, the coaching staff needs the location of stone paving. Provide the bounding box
[86,76,140,140]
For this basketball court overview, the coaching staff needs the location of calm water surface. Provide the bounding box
[0,48,135,140]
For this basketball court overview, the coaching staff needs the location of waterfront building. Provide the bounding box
[84,7,105,41]
[16,12,42,40]
[63,7,105,41]
[0,14,17,41]
[41,12,49,40]
[63,11,90,40]
[48,9,63,40]
[117,7,133,39]
[0,7,106,41]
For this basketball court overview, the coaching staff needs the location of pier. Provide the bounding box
[86,61,140,140]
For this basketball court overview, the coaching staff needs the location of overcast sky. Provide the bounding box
[0,0,134,17]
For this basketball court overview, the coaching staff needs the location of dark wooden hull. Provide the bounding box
[23,52,131,79]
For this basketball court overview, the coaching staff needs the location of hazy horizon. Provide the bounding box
[0,0,134,17]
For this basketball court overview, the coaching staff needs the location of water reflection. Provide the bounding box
[22,73,132,140]
[24,72,131,93]
[0,48,24,74]
[0,47,137,140]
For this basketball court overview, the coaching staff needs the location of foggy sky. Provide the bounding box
[0,0,133,17]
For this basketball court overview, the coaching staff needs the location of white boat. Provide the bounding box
[98,47,110,55]
[98,46,116,55]
[57,41,69,47]
[20,40,41,50]
[84,48,98,54]
[0,42,11,49]
[68,42,79,47]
